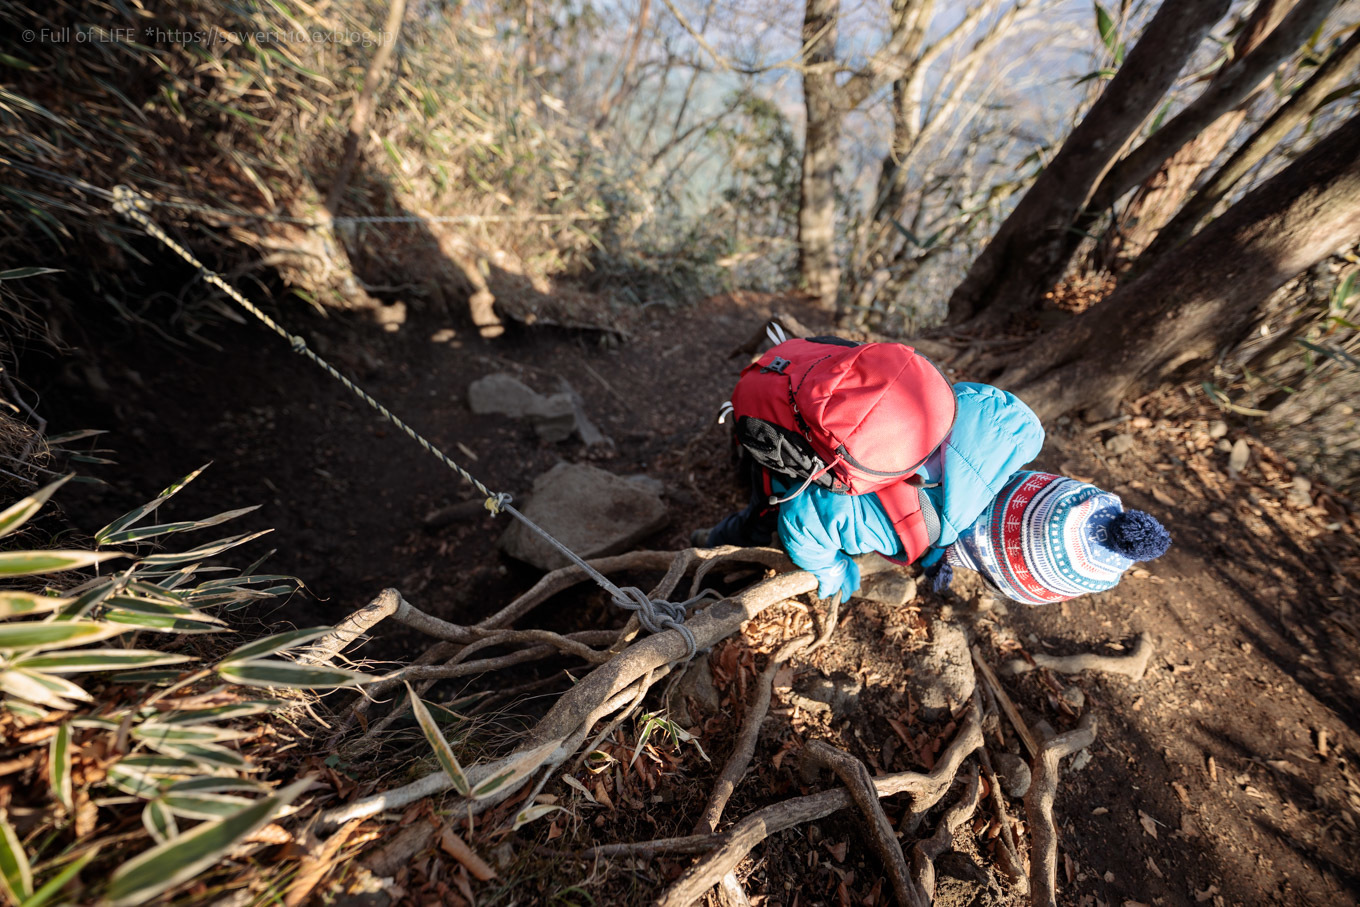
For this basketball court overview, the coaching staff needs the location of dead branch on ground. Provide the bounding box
[1005,632,1154,681]
[805,739,923,907]
[969,689,1029,892]
[971,645,1039,758]
[653,705,981,907]
[1025,713,1098,907]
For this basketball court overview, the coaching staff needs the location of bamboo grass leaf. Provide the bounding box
[18,847,97,907]
[95,464,210,543]
[0,475,70,540]
[0,620,124,651]
[219,627,329,664]
[99,506,261,545]
[49,723,73,811]
[0,592,69,620]
[215,659,372,689]
[470,740,558,800]
[105,778,311,907]
[407,683,471,796]
[0,550,123,578]
[0,811,32,901]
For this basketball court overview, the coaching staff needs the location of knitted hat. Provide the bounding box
[942,471,1171,605]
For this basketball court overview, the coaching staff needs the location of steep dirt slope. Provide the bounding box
[35,292,1360,906]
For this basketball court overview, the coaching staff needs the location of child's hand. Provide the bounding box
[814,552,861,601]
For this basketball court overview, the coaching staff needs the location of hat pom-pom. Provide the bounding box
[928,560,954,594]
[1107,510,1171,561]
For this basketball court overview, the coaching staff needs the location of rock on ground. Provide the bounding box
[993,752,1032,798]
[905,619,975,720]
[499,462,668,570]
[467,373,605,444]
[856,569,917,606]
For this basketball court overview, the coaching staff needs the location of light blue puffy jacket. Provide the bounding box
[776,382,1044,599]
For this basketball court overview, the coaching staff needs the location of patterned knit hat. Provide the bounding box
[942,471,1171,605]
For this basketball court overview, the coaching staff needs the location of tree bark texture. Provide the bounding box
[1098,0,1297,269]
[1134,24,1360,271]
[798,0,844,308]
[945,0,1231,328]
[1002,113,1360,422]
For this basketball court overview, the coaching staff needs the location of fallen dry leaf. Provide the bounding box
[440,827,498,881]
[1139,810,1158,838]
[824,840,848,862]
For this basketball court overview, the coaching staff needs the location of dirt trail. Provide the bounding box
[40,292,1360,905]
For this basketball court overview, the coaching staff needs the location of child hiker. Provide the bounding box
[701,326,1171,602]
[779,469,1172,604]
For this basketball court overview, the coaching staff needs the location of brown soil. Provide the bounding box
[35,289,1360,906]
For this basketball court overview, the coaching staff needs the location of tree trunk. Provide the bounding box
[945,0,1231,329]
[1098,0,1296,269]
[1133,24,1360,272]
[871,0,935,225]
[1001,113,1360,423]
[798,0,844,308]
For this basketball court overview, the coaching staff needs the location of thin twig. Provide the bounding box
[970,645,1038,758]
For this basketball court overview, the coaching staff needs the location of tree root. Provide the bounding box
[694,634,812,836]
[805,739,922,907]
[969,689,1029,893]
[975,745,1028,893]
[301,588,402,666]
[1005,632,1154,682]
[320,557,895,827]
[1025,713,1097,907]
[653,705,982,907]
[911,765,981,902]
[688,546,795,599]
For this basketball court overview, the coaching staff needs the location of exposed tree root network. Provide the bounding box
[300,544,1151,905]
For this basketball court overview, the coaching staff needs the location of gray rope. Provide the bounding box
[106,183,701,660]
[502,503,710,658]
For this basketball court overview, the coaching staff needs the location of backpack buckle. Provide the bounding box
[761,356,790,375]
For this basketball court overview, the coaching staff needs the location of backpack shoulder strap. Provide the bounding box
[875,480,933,564]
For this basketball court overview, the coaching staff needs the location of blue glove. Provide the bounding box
[814,552,861,601]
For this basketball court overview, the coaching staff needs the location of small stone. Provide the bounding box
[1061,686,1086,710]
[1105,433,1135,456]
[1228,439,1250,476]
[1208,421,1228,439]
[527,393,577,442]
[1287,476,1312,509]
[1070,748,1093,771]
[857,570,917,606]
[994,752,1032,798]
[1208,512,1230,524]
[468,373,542,417]
[1033,719,1057,742]
[1216,439,1233,452]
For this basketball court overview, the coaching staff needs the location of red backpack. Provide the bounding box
[727,336,955,562]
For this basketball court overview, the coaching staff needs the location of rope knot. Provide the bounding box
[288,335,308,353]
[612,586,698,659]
